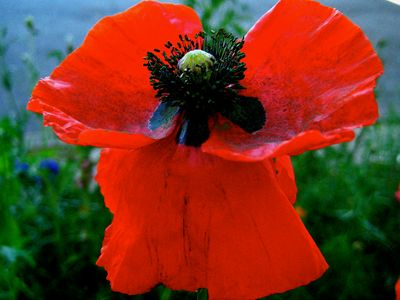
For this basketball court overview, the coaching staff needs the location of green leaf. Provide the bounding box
[2,70,12,91]
[0,246,35,266]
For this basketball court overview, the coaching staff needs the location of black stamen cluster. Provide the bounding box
[144,30,266,147]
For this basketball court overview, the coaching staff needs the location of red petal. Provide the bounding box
[270,155,297,204]
[27,1,202,148]
[203,0,383,161]
[396,278,400,300]
[96,138,327,299]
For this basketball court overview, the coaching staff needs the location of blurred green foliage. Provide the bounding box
[182,0,250,35]
[0,1,399,300]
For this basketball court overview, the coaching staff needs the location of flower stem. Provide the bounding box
[197,288,208,300]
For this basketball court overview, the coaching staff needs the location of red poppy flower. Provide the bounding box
[27,0,383,299]
[396,278,400,300]
[395,185,400,202]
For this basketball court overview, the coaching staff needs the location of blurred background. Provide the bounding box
[0,0,399,299]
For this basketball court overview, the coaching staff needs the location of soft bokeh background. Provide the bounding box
[0,0,399,299]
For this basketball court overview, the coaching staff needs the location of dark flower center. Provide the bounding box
[144,30,266,147]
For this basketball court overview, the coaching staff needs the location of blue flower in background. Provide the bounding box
[14,160,30,173]
[39,159,59,175]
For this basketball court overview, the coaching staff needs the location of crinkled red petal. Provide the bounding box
[396,278,400,300]
[203,0,383,161]
[27,1,202,148]
[96,138,327,299]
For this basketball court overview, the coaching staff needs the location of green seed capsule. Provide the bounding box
[178,49,215,76]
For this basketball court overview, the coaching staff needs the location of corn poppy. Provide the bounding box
[395,185,400,202]
[397,278,400,300]
[27,0,383,299]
